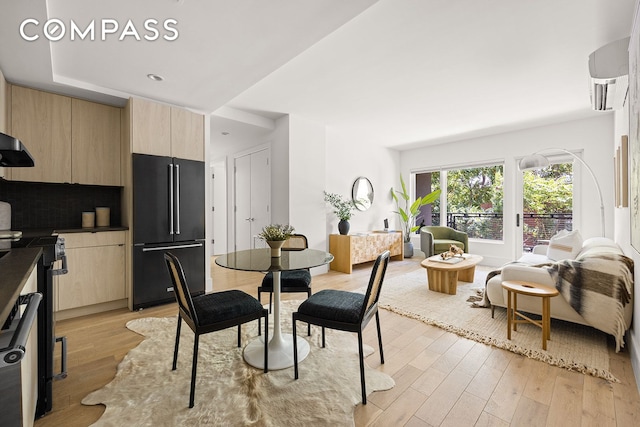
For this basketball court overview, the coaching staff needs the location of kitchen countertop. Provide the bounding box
[55,226,128,234]
[0,247,42,326]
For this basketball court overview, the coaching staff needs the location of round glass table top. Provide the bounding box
[215,248,334,272]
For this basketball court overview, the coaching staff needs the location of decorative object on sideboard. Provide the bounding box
[258,224,295,257]
[352,176,374,211]
[323,191,355,235]
[390,174,441,258]
[519,148,604,236]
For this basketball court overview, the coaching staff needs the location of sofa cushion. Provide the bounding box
[546,229,582,261]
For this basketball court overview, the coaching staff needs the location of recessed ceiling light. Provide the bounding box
[147,73,164,82]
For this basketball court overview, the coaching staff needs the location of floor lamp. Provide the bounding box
[518,148,605,237]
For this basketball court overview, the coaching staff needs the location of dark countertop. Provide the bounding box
[54,226,128,234]
[0,247,42,326]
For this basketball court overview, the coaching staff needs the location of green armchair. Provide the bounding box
[420,226,469,257]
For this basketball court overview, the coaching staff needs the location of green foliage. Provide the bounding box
[258,224,295,241]
[446,166,503,213]
[391,175,441,242]
[323,191,355,221]
[522,164,572,213]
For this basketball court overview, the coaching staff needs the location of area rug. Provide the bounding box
[376,267,617,382]
[82,301,394,426]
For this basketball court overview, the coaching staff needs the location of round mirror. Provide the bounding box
[352,177,374,211]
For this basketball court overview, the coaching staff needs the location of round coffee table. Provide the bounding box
[420,254,483,295]
[501,280,559,350]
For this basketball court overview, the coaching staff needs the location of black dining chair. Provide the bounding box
[292,250,390,404]
[164,252,269,408]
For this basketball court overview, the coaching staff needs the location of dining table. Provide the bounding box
[215,247,334,370]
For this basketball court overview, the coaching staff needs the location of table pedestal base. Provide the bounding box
[244,333,310,370]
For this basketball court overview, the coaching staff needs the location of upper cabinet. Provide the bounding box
[8,86,122,185]
[129,97,204,161]
[71,99,121,186]
[170,107,204,161]
[10,86,72,183]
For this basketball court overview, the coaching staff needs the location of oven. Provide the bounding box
[8,233,68,417]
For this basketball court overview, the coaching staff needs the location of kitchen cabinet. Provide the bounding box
[8,86,122,185]
[10,86,72,183]
[129,98,204,161]
[71,99,121,185]
[56,231,126,313]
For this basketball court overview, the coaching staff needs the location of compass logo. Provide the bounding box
[19,18,179,42]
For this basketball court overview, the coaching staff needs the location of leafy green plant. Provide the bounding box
[323,191,355,221]
[390,175,441,242]
[258,224,295,241]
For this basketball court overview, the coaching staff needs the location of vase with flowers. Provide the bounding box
[258,224,295,257]
[323,191,355,235]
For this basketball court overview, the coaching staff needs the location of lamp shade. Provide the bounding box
[518,153,550,171]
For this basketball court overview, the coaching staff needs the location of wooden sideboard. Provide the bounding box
[329,231,404,273]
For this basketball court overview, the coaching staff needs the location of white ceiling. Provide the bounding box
[0,0,636,151]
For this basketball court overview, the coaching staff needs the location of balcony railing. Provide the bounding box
[421,212,573,251]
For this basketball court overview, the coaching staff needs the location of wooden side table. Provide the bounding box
[501,280,559,350]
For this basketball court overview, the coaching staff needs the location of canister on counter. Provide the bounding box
[96,207,110,227]
[82,211,95,228]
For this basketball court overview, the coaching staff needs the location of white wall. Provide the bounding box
[400,115,615,267]
[614,99,640,390]
[325,128,400,236]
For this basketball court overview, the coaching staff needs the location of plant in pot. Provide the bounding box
[323,191,355,235]
[258,224,295,257]
[390,175,441,258]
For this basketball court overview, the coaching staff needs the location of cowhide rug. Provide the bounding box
[82,300,394,426]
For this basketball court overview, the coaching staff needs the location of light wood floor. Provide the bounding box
[35,257,640,426]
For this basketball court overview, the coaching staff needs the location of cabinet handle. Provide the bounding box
[142,242,203,252]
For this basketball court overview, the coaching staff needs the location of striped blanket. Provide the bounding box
[546,253,633,351]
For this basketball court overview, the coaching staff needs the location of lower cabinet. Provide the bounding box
[56,231,126,314]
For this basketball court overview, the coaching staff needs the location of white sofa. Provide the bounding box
[486,237,633,347]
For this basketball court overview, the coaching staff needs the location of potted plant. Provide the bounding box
[258,224,295,257]
[323,191,355,235]
[390,175,441,257]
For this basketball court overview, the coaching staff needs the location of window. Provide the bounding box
[416,164,504,241]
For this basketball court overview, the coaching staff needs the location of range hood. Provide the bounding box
[0,132,35,167]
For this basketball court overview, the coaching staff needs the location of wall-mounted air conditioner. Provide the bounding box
[589,36,630,111]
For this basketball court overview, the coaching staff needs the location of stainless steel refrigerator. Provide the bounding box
[132,153,205,309]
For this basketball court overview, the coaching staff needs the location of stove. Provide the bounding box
[5,231,68,417]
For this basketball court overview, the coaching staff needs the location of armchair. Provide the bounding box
[420,226,468,257]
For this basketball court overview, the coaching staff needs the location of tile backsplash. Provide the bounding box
[0,179,122,230]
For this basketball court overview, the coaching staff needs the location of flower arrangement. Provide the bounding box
[323,191,355,221]
[258,224,295,241]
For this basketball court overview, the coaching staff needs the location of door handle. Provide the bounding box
[169,164,174,235]
[175,164,181,235]
[516,213,520,227]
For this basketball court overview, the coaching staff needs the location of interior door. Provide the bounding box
[234,148,271,251]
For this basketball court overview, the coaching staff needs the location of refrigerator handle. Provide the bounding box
[175,164,181,235]
[169,164,174,235]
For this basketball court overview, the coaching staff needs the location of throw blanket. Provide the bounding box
[547,253,633,351]
[470,253,634,351]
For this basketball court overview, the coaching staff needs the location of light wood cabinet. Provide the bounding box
[71,99,121,185]
[129,97,204,161]
[130,98,171,156]
[10,86,72,183]
[56,231,126,312]
[171,106,204,160]
[329,232,404,274]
